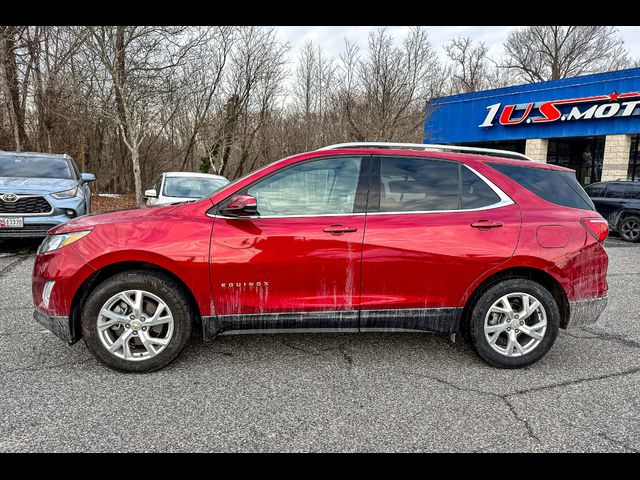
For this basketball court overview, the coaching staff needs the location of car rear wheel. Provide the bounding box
[82,270,193,373]
[619,215,640,242]
[468,278,559,368]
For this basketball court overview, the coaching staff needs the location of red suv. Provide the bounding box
[32,143,609,372]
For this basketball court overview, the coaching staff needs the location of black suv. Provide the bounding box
[585,180,640,242]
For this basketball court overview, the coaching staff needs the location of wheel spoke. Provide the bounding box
[519,321,546,341]
[485,323,507,334]
[109,330,132,355]
[505,332,517,356]
[522,297,541,320]
[98,309,129,330]
[146,300,171,326]
[513,338,526,355]
[490,296,514,317]
[138,331,158,358]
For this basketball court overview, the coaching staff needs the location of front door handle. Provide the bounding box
[323,224,358,235]
[471,220,504,229]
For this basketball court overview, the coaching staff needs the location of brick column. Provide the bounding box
[525,138,548,163]
[601,135,631,181]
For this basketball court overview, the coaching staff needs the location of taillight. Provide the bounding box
[581,217,609,243]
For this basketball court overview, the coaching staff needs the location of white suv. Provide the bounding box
[145,172,229,206]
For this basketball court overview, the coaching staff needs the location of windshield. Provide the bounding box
[0,154,74,179]
[163,176,230,198]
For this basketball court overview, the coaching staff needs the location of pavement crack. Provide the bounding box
[275,339,321,356]
[0,255,30,276]
[581,327,640,349]
[594,431,640,453]
[506,367,640,396]
[503,396,543,444]
[0,357,94,375]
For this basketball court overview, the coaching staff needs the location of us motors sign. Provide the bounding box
[479,91,640,128]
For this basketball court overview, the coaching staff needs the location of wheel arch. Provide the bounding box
[68,260,203,342]
[461,266,570,331]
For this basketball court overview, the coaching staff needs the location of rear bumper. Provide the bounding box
[566,296,608,328]
[33,309,76,344]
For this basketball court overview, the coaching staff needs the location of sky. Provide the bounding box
[276,26,640,64]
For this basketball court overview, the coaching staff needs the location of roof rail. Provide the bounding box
[317,142,535,162]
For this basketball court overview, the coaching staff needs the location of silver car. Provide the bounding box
[145,171,229,206]
[0,151,94,238]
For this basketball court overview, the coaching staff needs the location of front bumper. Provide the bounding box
[33,309,76,344]
[566,296,608,328]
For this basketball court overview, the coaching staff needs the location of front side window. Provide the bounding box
[246,156,362,216]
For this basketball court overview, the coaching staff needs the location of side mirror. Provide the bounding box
[220,194,258,217]
[144,188,158,199]
[81,173,95,183]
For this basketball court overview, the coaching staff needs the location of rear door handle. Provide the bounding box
[471,220,503,229]
[323,224,358,235]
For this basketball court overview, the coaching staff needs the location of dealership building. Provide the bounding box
[425,67,640,186]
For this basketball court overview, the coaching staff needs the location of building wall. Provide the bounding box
[602,134,632,181]
[525,139,549,163]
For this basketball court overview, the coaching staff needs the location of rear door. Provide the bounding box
[209,155,368,330]
[359,155,521,331]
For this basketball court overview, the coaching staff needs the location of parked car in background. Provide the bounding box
[32,142,609,373]
[584,180,640,242]
[0,151,94,238]
[145,172,229,206]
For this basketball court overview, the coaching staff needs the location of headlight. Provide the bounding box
[51,187,78,199]
[38,230,91,254]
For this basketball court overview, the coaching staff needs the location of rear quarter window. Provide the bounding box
[487,162,595,211]
[585,183,606,197]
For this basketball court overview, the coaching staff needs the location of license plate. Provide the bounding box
[0,217,23,228]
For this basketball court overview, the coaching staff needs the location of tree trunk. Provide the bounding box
[131,143,143,207]
[0,26,28,151]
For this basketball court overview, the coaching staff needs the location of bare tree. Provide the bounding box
[337,27,441,142]
[83,26,198,206]
[503,26,630,82]
[0,26,29,150]
[445,36,491,93]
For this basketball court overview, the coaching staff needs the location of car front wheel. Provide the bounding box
[81,270,193,373]
[468,278,559,368]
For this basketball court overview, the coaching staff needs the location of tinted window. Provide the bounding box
[247,157,361,216]
[164,176,229,198]
[604,184,627,199]
[461,166,500,209]
[0,154,74,179]
[379,157,459,212]
[585,183,606,197]
[621,184,640,200]
[488,163,594,211]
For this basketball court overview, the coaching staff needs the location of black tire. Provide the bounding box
[468,278,559,369]
[619,215,640,242]
[81,270,193,373]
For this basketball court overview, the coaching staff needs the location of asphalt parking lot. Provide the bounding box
[0,237,638,452]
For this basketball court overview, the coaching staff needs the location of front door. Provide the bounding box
[209,155,367,332]
[359,155,522,332]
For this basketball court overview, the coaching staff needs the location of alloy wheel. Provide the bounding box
[621,218,640,241]
[484,292,547,357]
[96,289,174,362]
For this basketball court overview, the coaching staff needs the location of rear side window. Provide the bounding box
[377,157,501,212]
[379,157,460,211]
[488,163,594,211]
[604,184,627,199]
[585,183,607,197]
[461,166,500,209]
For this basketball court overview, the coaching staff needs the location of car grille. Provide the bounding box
[0,196,52,214]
